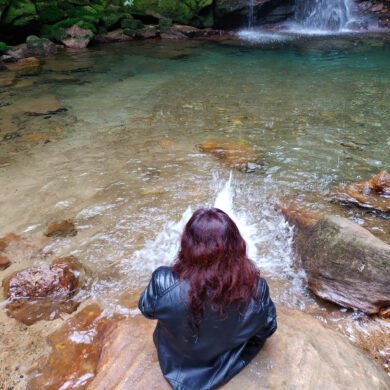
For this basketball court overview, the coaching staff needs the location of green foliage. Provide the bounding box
[0,41,8,53]
[3,0,38,26]
[130,0,213,27]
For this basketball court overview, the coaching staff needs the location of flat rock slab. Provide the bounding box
[88,307,390,390]
[14,95,65,116]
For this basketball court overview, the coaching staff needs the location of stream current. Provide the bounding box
[0,35,389,386]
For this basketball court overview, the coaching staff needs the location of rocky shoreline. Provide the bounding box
[1,0,390,61]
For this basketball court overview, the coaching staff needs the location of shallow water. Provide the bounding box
[0,35,389,385]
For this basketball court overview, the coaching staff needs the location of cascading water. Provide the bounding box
[238,0,358,43]
[248,0,255,28]
[294,0,352,32]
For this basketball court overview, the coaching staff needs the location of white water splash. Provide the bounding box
[127,174,296,280]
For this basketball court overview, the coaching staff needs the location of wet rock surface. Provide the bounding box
[336,170,390,214]
[3,257,85,325]
[85,307,390,390]
[45,219,77,238]
[28,304,116,390]
[198,139,263,172]
[283,204,390,315]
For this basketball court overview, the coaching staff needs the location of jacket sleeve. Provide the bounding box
[254,279,277,340]
[138,268,161,319]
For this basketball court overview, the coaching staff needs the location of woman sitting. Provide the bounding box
[139,207,277,390]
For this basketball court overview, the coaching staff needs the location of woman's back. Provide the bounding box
[139,266,276,390]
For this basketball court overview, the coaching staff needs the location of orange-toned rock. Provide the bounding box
[337,170,390,213]
[6,57,40,73]
[198,139,262,172]
[3,257,85,325]
[0,255,11,270]
[28,304,115,390]
[45,220,77,238]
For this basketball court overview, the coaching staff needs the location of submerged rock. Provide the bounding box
[0,233,21,252]
[6,56,40,73]
[0,232,48,267]
[0,255,11,270]
[45,219,77,238]
[282,204,390,315]
[87,307,389,389]
[14,95,66,116]
[336,170,390,214]
[198,139,262,172]
[3,257,85,325]
[0,71,16,87]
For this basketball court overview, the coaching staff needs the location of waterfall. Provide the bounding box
[295,0,352,31]
[248,0,255,28]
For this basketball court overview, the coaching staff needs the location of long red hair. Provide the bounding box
[173,208,259,327]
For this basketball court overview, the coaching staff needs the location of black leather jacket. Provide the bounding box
[139,266,277,390]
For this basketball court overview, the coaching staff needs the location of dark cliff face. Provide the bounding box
[214,0,295,28]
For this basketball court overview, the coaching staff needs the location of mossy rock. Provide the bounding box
[129,0,213,27]
[41,24,68,42]
[159,16,173,32]
[121,17,143,31]
[52,17,97,34]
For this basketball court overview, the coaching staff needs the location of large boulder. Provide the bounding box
[87,307,389,389]
[282,205,390,315]
[2,256,85,325]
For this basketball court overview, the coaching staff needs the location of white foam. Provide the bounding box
[127,173,296,279]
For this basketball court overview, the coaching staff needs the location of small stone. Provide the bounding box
[45,220,77,238]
